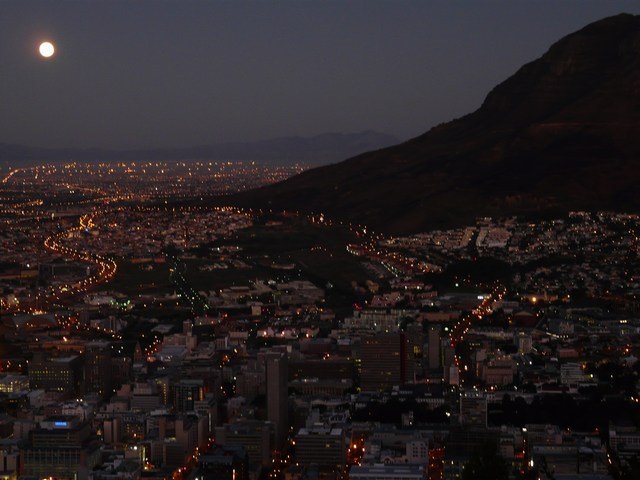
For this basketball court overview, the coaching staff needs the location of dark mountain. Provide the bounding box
[0,131,398,167]
[231,14,640,234]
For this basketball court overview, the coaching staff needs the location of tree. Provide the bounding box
[462,442,509,480]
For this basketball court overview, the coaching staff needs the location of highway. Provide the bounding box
[1,213,118,315]
[449,283,507,386]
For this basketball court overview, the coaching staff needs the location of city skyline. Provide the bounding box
[2,6,640,480]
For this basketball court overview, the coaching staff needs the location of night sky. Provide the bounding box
[2,1,639,150]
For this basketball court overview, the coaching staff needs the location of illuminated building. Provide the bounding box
[28,355,83,396]
[21,416,101,480]
[0,374,29,393]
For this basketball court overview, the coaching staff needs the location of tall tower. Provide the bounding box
[428,325,441,371]
[265,351,288,448]
[360,332,413,391]
[84,341,113,399]
[406,323,424,378]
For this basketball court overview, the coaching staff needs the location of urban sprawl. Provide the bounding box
[0,162,639,480]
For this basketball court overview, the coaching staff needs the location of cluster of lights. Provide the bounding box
[35,214,118,311]
[449,284,506,386]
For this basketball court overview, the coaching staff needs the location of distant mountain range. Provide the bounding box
[231,14,640,234]
[0,131,398,166]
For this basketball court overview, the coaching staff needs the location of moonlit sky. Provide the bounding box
[1,1,639,150]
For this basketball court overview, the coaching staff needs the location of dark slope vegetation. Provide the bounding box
[231,14,640,234]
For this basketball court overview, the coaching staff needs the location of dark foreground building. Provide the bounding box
[21,416,101,480]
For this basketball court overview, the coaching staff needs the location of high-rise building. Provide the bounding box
[427,325,441,371]
[111,355,132,388]
[405,323,424,377]
[289,358,355,381]
[215,420,272,467]
[21,416,101,480]
[131,381,163,412]
[442,342,455,369]
[28,354,84,396]
[447,365,460,386]
[360,332,413,391]
[156,376,171,405]
[174,416,199,464]
[265,350,288,448]
[171,379,204,413]
[195,445,249,480]
[103,417,121,445]
[84,340,113,398]
[294,427,346,467]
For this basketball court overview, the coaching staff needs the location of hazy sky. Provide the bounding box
[1,1,639,149]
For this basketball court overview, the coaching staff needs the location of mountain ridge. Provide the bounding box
[229,13,640,234]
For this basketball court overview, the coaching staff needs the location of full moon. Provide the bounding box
[38,41,55,58]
